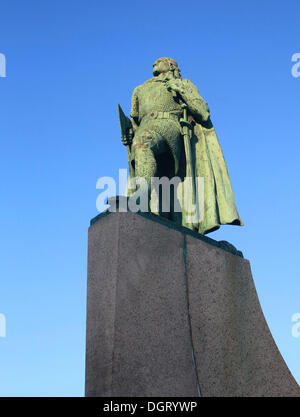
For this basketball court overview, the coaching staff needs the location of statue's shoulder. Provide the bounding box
[182,78,205,100]
[182,78,193,84]
[132,77,155,95]
[138,77,157,90]
[182,78,198,89]
[141,77,157,86]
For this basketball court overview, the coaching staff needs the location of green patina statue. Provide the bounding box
[118,57,243,235]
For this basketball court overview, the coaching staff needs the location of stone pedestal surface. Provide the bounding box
[85,211,299,397]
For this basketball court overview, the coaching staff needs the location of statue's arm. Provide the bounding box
[130,86,140,131]
[179,79,210,123]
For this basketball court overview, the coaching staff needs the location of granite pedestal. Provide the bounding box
[85,211,299,397]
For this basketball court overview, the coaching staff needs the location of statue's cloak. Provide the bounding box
[178,122,243,234]
[126,120,243,235]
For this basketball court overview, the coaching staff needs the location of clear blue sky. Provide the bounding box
[0,0,299,396]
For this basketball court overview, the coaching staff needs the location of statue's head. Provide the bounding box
[152,57,181,79]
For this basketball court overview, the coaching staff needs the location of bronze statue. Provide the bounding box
[118,57,243,234]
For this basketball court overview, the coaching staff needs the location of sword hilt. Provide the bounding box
[180,103,193,131]
[180,119,193,130]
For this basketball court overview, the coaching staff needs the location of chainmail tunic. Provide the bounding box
[130,78,183,175]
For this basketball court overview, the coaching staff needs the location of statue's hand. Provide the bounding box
[164,78,184,94]
[122,128,133,146]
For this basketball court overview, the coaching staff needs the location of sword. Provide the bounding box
[180,103,199,226]
[164,79,199,226]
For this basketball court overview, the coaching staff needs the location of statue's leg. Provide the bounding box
[154,122,183,222]
[133,131,158,206]
[132,123,182,220]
